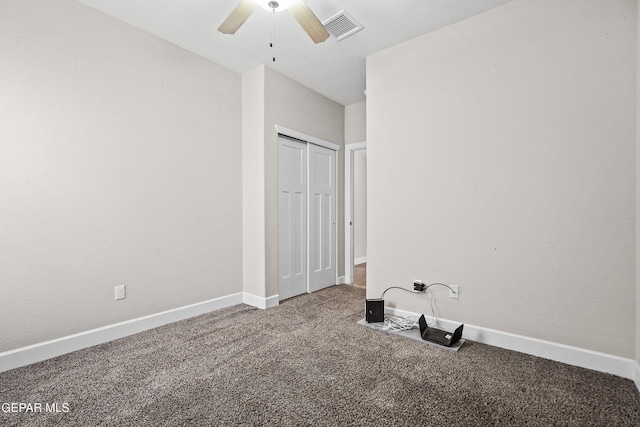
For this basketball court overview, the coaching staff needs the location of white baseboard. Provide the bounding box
[0,291,281,374]
[385,306,637,382]
[354,256,367,265]
[243,292,279,309]
[338,276,346,285]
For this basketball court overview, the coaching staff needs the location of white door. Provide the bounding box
[308,144,337,292]
[278,138,307,300]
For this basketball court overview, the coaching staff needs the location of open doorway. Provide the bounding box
[344,142,366,286]
[353,262,366,288]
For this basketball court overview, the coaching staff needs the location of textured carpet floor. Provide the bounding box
[1,285,639,426]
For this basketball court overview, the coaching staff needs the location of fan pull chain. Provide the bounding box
[270,9,276,61]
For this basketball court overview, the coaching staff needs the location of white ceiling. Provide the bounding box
[76,0,513,106]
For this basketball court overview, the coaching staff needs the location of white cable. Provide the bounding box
[424,282,455,293]
[380,282,455,327]
[426,290,440,327]
[380,286,422,299]
[368,314,418,332]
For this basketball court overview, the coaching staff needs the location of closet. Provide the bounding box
[278,134,337,300]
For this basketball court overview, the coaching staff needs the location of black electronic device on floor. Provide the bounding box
[418,314,463,347]
[365,299,385,323]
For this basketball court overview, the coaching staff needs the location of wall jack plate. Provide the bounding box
[115,285,126,301]
[449,285,459,299]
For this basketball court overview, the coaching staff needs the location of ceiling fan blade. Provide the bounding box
[288,0,330,44]
[218,0,258,34]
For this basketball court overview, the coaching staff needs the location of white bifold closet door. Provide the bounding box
[278,136,336,301]
[278,138,307,300]
[307,143,336,293]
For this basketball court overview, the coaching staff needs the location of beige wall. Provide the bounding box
[367,0,636,358]
[242,67,267,298]
[636,0,640,371]
[0,0,243,352]
[345,101,366,145]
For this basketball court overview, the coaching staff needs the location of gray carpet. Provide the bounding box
[1,285,639,426]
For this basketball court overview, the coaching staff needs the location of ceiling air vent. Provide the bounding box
[322,10,363,41]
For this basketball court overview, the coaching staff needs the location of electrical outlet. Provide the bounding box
[449,284,459,299]
[114,285,126,301]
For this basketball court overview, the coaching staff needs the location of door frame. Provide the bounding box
[275,125,340,298]
[275,126,340,152]
[344,141,366,285]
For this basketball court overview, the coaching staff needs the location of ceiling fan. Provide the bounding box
[218,0,330,44]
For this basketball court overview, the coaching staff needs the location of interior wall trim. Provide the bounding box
[275,125,341,151]
[243,292,280,310]
[0,292,276,373]
[354,256,367,265]
[386,306,637,383]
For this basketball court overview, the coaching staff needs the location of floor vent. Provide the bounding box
[322,10,363,41]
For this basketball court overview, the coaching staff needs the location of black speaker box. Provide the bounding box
[366,298,385,323]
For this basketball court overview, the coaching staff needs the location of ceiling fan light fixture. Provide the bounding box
[257,0,292,12]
